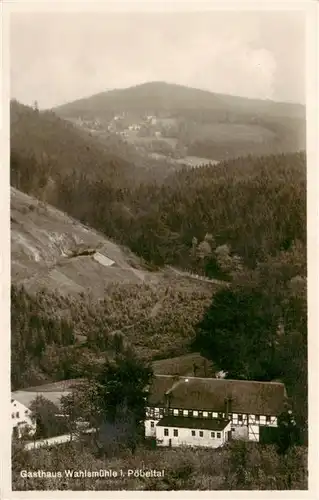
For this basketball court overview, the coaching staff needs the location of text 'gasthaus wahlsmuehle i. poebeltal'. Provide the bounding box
[20,469,165,479]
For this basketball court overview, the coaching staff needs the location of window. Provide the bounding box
[198,411,203,418]
[11,413,14,419]
[255,415,260,422]
[208,412,212,419]
[173,429,178,437]
[238,414,243,421]
[178,410,183,417]
[168,408,173,416]
[16,412,19,418]
[164,428,169,436]
[218,413,223,419]
[211,432,215,438]
[188,410,193,417]
[150,408,155,418]
[173,409,178,416]
[199,431,203,437]
[191,430,196,436]
[183,410,188,416]
[217,432,221,438]
[25,410,28,415]
[203,411,208,418]
[266,416,271,423]
[150,421,154,428]
[193,411,198,417]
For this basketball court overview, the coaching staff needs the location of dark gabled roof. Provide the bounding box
[12,391,69,409]
[147,375,286,416]
[157,416,230,431]
[12,379,87,410]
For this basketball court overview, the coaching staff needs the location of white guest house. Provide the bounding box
[145,375,287,448]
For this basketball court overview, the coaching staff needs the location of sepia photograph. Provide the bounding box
[2,0,316,494]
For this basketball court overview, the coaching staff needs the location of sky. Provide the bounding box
[10,10,305,109]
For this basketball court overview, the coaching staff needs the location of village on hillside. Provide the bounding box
[69,112,217,168]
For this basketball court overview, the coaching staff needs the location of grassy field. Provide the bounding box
[192,122,276,143]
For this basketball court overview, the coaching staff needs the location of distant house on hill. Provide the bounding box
[145,375,287,448]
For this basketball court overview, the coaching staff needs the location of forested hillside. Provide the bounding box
[11,277,216,390]
[13,149,305,274]
[10,100,179,192]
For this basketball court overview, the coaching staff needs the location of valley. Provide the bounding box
[10,81,307,491]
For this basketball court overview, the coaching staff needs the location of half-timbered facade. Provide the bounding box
[145,375,286,447]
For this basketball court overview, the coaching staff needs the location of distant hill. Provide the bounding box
[54,82,306,161]
[55,81,305,120]
[11,187,159,297]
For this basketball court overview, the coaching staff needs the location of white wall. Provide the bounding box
[156,422,231,448]
[248,424,260,442]
[145,406,279,445]
[24,433,72,450]
[145,419,160,438]
[11,399,36,438]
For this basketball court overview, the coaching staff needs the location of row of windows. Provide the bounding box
[11,410,28,419]
[162,427,222,439]
[148,408,272,423]
[149,409,224,419]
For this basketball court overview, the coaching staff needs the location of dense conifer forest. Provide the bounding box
[10,99,307,490]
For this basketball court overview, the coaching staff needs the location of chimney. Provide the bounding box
[164,392,172,410]
[224,396,233,419]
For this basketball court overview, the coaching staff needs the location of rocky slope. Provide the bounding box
[11,187,159,297]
